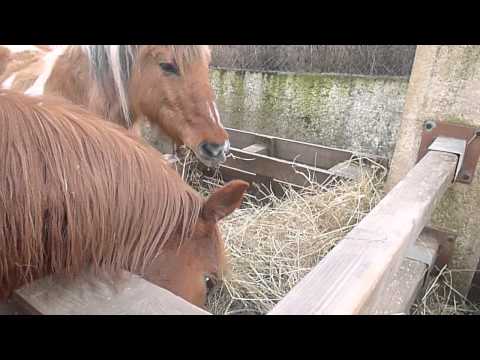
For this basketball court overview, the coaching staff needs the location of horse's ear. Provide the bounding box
[202,180,249,222]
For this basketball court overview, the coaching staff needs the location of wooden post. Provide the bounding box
[268,151,457,315]
[386,46,480,295]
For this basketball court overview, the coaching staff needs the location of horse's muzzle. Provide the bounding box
[197,140,230,167]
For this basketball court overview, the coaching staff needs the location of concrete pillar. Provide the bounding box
[386,45,480,295]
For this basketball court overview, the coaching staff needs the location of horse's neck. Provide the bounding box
[0,47,10,77]
[87,82,126,126]
[96,94,176,156]
[41,46,124,126]
[132,118,176,155]
[41,46,92,107]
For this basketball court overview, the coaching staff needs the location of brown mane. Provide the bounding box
[0,90,203,298]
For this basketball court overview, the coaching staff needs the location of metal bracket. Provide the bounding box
[405,227,457,269]
[426,227,457,269]
[418,120,480,184]
[405,242,437,267]
[403,227,456,294]
[428,137,466,182]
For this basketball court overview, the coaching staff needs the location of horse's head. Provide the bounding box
[143,180,249,309]
[130,45,230,168]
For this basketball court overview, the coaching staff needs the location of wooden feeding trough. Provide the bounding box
[0,126,464,315]
[197,128,388,199]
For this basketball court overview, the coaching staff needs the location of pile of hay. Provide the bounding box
[178,151,387,315]
[177,150,480,315]
[411,266,480,315]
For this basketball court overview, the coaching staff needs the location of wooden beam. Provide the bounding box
[371,259,428,315]
[241,143,268,154]
[12,271,210,315]
[226,127,388,169]
[328,161,364,181]
[367,228,440,315]
[225,147,337,188]
[268,151,457,315]
[0,299,27,315]
[201,164,317,200]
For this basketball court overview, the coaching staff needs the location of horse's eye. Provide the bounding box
[159,62,179,75]
[204,274,217,293]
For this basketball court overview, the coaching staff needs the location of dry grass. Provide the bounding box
[177,149,480,315]
[176,151,387,315]
[411,266,480,315]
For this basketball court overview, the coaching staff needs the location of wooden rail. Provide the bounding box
[218,128,388,195]
[0,131,455,315]
[226,147,337,186]
[368,227,440,314]
[9,271,209,315]
[225,128,388,168]
[191,128,388,199]
[268,151,458,315]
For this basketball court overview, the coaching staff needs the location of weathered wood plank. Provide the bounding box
[200,164,262,189]
[12,271,210,315]
[371,259,427,315]
[268,151,457,315]
[226,127,388,169]
[0,299,27,315]
[241,143,268,154]
[328,161,364,181]
[226,148,337,188]
[367,228,440,315]
[201,164,316,200]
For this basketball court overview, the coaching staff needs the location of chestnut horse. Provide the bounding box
[0,90,248,309]
[0,45,230,167]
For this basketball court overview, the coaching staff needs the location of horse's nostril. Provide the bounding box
[201,143,224,158]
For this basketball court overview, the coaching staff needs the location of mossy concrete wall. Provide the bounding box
[211,68,409,158]
[386,46,480,295]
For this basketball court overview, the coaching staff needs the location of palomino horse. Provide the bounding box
[0,45,230,167]
[0,90,248,308]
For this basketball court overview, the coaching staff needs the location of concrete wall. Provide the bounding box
[211,68,409,158]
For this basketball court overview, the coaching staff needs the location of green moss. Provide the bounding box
[231,71,245,113]
[210,69,408,157]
